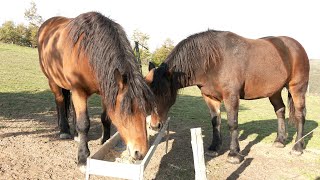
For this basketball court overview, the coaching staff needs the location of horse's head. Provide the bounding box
[107,69,151,160]
[145,62,177,130]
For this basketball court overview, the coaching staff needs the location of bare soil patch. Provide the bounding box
[1,113,319,180]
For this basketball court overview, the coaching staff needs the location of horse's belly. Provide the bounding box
[41,58,71,89]
[41,56,99,94]
[243,78,286,99]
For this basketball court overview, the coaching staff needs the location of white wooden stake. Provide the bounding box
[190,128,207,180]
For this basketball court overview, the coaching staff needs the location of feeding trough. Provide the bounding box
[85,117,170,180]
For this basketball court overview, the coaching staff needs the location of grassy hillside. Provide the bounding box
[309,60,320,95]
[0,43,101,118]
[0,43,319,150]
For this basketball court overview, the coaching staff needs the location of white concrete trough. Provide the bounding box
[85,117,170,180]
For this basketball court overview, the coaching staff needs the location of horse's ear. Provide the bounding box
[148,62,156,71]
[114,68,125,90]
[145,68,155,85]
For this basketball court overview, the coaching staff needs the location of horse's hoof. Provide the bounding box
[290,150,303,156]
[78,165,86,174]
[100,139,105,145]
[74,136,80,142]
[60,133,72,139]
[227,155,242,164]
[273,142,285,148]
[205,151,218,157]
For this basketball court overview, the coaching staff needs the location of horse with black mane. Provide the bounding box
[146,30,309,163]
[38,12,154,170]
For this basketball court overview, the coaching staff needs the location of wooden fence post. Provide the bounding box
[190,128,207,180]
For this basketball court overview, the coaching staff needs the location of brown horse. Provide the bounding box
[146,30,309,164]
[38,12,154,170]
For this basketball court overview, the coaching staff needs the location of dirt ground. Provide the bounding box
[1,111,320,180]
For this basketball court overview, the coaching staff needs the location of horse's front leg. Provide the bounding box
[72,90,90,172]
[100,102,111,144]
[224,94,242,164]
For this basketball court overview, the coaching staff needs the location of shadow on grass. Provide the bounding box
[0,90,55,120]
[154,94,319,179]
[239,119,318,156]
[0,90,103,141]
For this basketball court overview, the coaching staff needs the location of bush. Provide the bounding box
[0,21,36,47]
[151,38,174,66]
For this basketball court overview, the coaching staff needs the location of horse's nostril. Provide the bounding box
[134,151,142,160]
[150,122,162,131]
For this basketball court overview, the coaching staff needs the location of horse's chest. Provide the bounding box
[200,86,223,101]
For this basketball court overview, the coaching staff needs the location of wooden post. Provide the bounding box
[190,128,207,180]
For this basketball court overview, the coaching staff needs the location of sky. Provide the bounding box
[0,0,319,59]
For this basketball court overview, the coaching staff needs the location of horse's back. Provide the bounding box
[216,32,309,99]
[38,16,99,93]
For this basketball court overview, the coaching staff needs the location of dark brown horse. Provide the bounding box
[146,30,309,164]
[38,12,154,170]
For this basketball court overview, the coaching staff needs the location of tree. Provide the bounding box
[0,1,43,47]
[24,1,43,47]
[27,24,38,47]
[0,21,19,44]
[151,38,175,66]
[0,21,32,46]
[24,1,43,27]
[131,29,151,64]
[16,23,31,46]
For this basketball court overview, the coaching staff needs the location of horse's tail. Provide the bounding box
[287,91,296,127]
[62,88,71,121]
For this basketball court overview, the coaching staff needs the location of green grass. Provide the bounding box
[0,43,48,92]
[309,60,320,95]
[0,43,102,119]
[168,86,320,149]
[0,43,319,150]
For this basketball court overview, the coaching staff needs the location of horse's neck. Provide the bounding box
[168,58,200,90]
[177,77,193,89]
[175,72,199,89]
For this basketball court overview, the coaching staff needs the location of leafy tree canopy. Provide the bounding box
[151,38,174,66]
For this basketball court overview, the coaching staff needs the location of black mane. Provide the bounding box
[166,30,222,83]
[152,30,223,97]
[68,12,154,115]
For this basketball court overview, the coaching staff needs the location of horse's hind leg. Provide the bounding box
[202,94,222,156]
[288,85,307,155]
[49,81,71,139]
[71,99,79,142]
[269,90,286,148]
[100,102,111,144]
[71,89,90,170]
